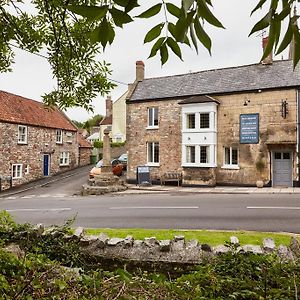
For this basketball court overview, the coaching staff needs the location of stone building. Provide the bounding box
[0,91,80,189]
[126,58,300,187]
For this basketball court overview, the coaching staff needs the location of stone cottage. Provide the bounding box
[0,91,80,189]
[126,56,300,187]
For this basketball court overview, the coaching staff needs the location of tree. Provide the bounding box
[1,0,299,110]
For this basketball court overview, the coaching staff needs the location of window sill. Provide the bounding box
[56,142,63,145]
[59,164,70,167]
[146,163,160,167]
[182,164,217,168]
[17,141,28,145]
[146,126,159,130]
[221,165,240,170]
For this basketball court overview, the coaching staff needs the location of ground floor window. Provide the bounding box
[200,146,209,163]
[12,164,22,179]
[223,147,239,168]
[59,152,70,166]
[182,145,215,167]
[147,142,159,165]
[186,146,196,163]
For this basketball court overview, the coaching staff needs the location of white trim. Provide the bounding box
[12,164,22,179]
[147,107,159,128]
[147,142,159,164]
[146,162,160,167]
[221,165,240,170]
[56,129,63,144]
[146,126,159,130]
[17,125,27,144]
[59,152,70,166]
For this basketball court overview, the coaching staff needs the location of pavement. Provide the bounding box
[1,165,300,198]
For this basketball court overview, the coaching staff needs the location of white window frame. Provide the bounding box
[200,145,209,164]
[147,107,159,129]
[147,142,159,166]
[186,113,196,129]
[59,152,70,166]
[24,164,30,174]
[186,145,196,163]
[222,147,239,169]
[18,125,28,144]
[12,164,22,179]
[56,129,63,144]
[199,113,210,129]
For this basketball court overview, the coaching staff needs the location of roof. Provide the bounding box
[0,91,77,131]
[87,132,100,140]
[130,60,300,101]
[78,135,92,148]
[178,95,220,105]
[100,115,112,125]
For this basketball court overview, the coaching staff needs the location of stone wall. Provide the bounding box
[0,122,79,189]
[79,147,92,166]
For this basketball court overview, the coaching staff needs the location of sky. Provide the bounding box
[0,0,294,122]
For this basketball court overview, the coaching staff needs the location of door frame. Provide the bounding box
[271,150,293,187]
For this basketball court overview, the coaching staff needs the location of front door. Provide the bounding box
[43,154,50,176]
[272,151,292,187]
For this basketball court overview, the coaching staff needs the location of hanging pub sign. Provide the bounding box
[240,113,259,144]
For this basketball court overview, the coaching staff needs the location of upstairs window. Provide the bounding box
[200,113,210,129]
[59,152,70,166]
[12,164,22,179]
[147,142,159,164]
[148,107,158,128]
[224,147,238,167]
[56,129,63,144]
[18,125,27,144]
[186,114,196,129]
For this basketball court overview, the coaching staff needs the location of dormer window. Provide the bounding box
[18,125,27,144]
[56,129,63,144]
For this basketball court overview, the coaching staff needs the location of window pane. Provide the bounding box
[274,152,281,159]
[148,108,153,126]
[200,113,209,128]
[200,146,208,163]
[186,146,195,163]
[232,149,238,165]
[283,153,290,159]
[154,142,159,163]
[224,148,230,164]
[186,114,195,129]
[154,108,158,126]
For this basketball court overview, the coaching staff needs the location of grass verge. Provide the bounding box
[85,228,298,246]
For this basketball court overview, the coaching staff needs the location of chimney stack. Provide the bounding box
[106,95,113,117]
[261,36,273,65]
[289,6,298,60]
[136,60,145,82]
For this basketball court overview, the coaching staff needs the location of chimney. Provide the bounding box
[289,6,298,60]
[136,60,145,82]
[261,36,273,65]
[105,95,113,117]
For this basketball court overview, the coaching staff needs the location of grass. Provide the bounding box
[85,228,298,246]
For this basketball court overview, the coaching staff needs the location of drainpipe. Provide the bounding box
[297,89,300,186]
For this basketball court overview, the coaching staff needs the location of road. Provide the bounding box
[0,166,300,233]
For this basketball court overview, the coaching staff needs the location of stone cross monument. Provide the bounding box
[101,128,112,173]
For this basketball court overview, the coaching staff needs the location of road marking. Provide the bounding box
[247,206,300,210]
[21,195,36,199]
[6,208,72,212]
[109,206,199,210]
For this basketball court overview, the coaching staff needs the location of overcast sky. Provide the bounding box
[0,0,295,122]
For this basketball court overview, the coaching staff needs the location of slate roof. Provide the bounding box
[130,60,300,101]
[0,91,77,131]
[178,95,220,105]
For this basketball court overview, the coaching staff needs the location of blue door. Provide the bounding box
[43,154,50,176]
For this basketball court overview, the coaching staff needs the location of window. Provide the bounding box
[18,125,27,144]
[200,113,210,129]
[224,147,238,167]
[56,129,63,144]
[12,164,22,179]
[24,164,29,174]
[186,114,196,129]
[148,107,158,127]
[186,146,196,163]
[200,146,209,163]
[147,142,159,164]
[59,152,70,166]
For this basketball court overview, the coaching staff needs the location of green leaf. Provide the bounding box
[144,23,164,43]
[251,0,268,16]
[148,37,165,58]
[125,0,139,13]
[194,17,211,54]
[261,21,275,61]
[249,10,272,36]
[114,0,129,7]
[160,43,169,65]
[116,269,132,283]
[292,25,300,69]
[90,18,115,49]
[276,20,293,54]
[197,0,224,28]
[183,0,194,12]
[278,4,292,20]
[67,5,108,21]
[168,22,176,39]
[174,9,188,42]
[110,7,133,27]
[166,3,181,18]
[190,23,199,53]
[136,4,162,18]
[166,37,183,60]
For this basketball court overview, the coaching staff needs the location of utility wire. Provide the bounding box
[8,42,129,85]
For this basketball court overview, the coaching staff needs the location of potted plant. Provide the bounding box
[255,155,265,188]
